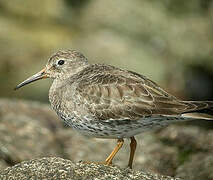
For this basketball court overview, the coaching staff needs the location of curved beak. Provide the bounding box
[15,68,48,90]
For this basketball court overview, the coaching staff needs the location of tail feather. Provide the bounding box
[181,101,213,120]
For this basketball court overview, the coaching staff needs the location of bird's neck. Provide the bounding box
[58,63,90,81]
[49,78,63,111]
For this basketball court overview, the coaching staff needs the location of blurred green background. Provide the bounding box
[1,0,213,102]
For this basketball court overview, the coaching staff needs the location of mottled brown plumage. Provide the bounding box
[15,49,213,168]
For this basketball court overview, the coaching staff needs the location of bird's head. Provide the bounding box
[15,50,89,90]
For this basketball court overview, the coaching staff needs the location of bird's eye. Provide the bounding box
[57,60,65,65]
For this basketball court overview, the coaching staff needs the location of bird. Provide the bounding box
[15,49,213,168]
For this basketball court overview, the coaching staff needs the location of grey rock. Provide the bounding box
[176,153,213,180]
[158,125,213,180]
[0,157,180,180]
[157,124,213,151]
[0,99,62,167]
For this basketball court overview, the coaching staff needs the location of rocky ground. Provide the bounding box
[0,99,212,180]
[0,157,180,180]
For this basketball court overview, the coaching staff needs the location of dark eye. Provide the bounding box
[57,60,64,65]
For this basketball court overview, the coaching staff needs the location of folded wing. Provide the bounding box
[74,65,213,121]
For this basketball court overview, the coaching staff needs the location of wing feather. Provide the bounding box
[72,65,212,120]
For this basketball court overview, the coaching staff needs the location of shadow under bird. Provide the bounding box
[15,50,213,168]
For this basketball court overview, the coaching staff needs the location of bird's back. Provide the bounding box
[62,64,213,121]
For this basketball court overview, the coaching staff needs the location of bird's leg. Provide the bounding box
[128,136,137,169]
[105,139,124,165]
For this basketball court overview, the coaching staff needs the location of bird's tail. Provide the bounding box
[181,101,213,120]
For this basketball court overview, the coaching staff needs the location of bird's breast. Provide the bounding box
[49,79,79,126]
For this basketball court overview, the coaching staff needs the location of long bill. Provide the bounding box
[14,68,48,90]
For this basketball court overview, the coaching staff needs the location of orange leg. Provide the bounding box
[128,136,137,169]
[105,139,124,165]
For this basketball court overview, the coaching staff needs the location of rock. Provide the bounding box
[176,153,213,180]
[157,125,213,180]
[157,124,213,152]
[0,99,63,166]
[0,157,180,180]
[0,98,61,129]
